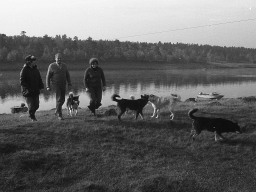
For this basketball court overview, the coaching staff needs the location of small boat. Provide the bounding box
[11,103,28,113]
[197,92,224,100]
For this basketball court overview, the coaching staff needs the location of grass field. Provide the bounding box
[1,98,256,191]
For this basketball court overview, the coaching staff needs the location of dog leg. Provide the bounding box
[135,110,144,120]
[151,107,157,118]
[192,134,197,141]
[214,131,225,141]
[170,112,174,120]
[68,108,72,116]
[214,132,218,141]
[155,109,160,118]
[139,111,144,120]
[190,132,198,141]
[190,127,200,141]
[135,111,140,120]
[217,132,225,140]
[214,132,224,141]
[190,129,195,139]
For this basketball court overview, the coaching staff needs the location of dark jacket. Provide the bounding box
[84,67,106,89]
[20,64,44,97]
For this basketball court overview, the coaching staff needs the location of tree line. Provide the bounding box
[1,31,256,64]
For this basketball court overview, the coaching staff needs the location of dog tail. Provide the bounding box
[111,94,121,102]
[188,108,198,119]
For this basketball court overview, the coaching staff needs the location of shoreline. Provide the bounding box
[0,96,256,116]
[1,96,256,119]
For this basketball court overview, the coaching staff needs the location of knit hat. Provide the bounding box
[25,55,36,62]
[89,58,99,65]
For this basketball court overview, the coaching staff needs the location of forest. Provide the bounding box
[1,31,256,64]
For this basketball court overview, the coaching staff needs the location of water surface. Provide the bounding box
[1,63,256,114]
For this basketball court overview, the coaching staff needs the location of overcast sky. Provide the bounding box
[1,0,256,48]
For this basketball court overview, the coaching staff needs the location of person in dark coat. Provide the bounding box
[84,58,106,115]
[20,55,44,121]
[46,53,72,120]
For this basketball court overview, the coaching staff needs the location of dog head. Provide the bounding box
[69,92,74,99]
[170,93,181,102]
[141,94,149,101]
[148,94,158,102]
[68,92,80,107]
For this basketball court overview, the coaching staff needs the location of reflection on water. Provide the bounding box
[1,64,256,114]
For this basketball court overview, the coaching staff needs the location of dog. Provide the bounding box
[148,93,181,120]
[126,95,135,115]
[66,92,80,116]
[111,94,149,121]
[188,108,241,141]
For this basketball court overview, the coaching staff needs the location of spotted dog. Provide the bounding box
[66,92,80,116]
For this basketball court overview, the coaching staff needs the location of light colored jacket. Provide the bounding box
[46,62,71,88]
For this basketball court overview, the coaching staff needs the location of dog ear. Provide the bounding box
[232,119,239,124]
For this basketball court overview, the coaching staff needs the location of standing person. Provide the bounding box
[46,53,72,120]
[20,55,44,121]
[84,58,106,115]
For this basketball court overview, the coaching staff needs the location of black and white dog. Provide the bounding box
[66,92,80,116]
[112,94,149,121]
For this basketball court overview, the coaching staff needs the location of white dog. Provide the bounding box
[66,92,80,116]
[148,93,181,120]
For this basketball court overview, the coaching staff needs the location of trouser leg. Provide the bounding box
[88,87,102,109]
[88,88,96,109]
[25,96,39,118]
[94,88,102,109]
[55,86,66,116]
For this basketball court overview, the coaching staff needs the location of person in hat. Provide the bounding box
[20,55,44,121]
[84,58,106,115]
[46,53,72,120]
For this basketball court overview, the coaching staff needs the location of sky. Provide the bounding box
[1,0,256,48]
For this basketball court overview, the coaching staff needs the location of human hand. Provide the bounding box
[85,88,89,92]
[47,87,51,91]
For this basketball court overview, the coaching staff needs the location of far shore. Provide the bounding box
[1,61,256,72]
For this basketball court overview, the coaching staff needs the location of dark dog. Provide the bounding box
[66,92,80,116]
[188,108,241,141]
[111,94,149,121]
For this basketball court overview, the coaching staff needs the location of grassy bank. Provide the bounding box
[1,98,256,192]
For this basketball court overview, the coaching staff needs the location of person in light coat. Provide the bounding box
[46,53,72,120]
